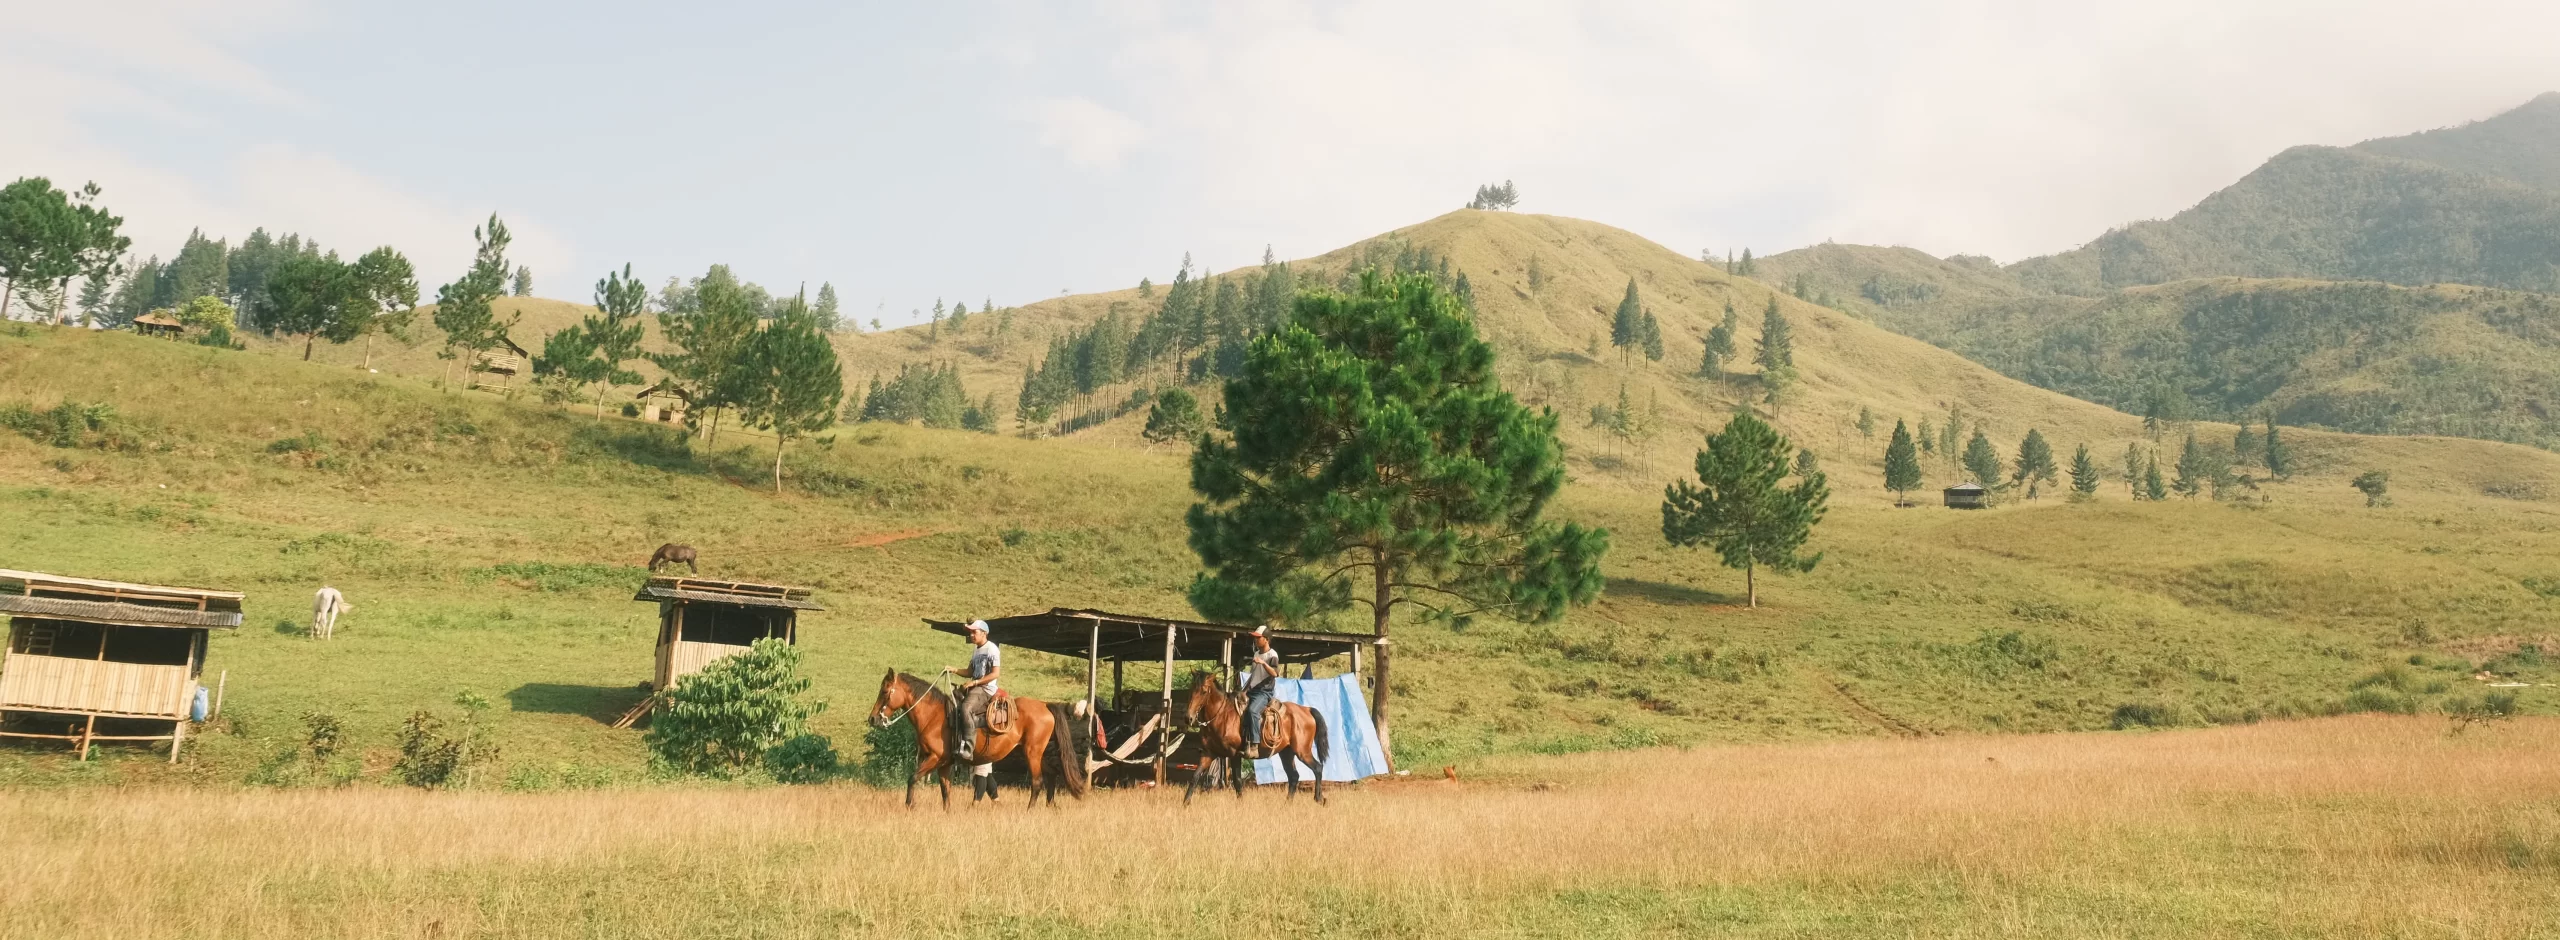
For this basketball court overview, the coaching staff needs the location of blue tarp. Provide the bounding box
[1250,674,1390,784]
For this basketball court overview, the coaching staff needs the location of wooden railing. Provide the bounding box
[0,654,190,717]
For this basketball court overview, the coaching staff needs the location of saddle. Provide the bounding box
[987,691,1014,733]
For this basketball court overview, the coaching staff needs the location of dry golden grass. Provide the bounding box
[5,716,2555,938]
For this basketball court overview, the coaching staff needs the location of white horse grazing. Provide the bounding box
[312,586,353,640]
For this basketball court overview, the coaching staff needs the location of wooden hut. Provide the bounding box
[0,569,239,760]
[615,575,822,727]
[635,379,691,425]
[471,335,531,391]
[925,609,1377,785]
[1943,481,1988,509]
[131,312,184,338]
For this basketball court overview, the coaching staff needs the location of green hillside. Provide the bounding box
[2356,91,2560,193]
[9,216,2560,788]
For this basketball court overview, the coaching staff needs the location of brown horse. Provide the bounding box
[647,543,698,573]
[1184,670,1330,804]
[869,670,1089,809]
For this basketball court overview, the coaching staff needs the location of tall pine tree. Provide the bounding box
[1755,295,1795,395]
[1187,270,1608,761]
[2068,444,2100,501]
[2013,429,2058,500]
[1610,279,1642,366]
[1882,419,1923,505]
[731,295,844,491]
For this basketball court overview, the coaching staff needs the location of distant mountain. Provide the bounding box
[1758,93,2560,448]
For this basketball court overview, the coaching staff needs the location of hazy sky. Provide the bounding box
[8,1,2559,326]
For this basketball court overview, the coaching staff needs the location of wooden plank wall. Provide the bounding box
[0,654,190,717]
[665,641,746,685]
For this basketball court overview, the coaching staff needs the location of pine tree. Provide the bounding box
[812,282,841,331]
[2233,422,2261,469]
[433,215,518,387]
[1755,296,1793,372]
[2122,442,2144,495]
[1961,428,2004,495]
[77,265,112,326]
[1882,419,1922,505]
[1188,270,1608,756]
[2351,470,2391,507]
[1640,309,1664,362]
[1739,248,1754,276]
[1918,418,1936,455]
[2013,429,2058,500]
[1856,405,1876,439]
[651,263,759,444]
[729,297,844,491]
[510,265,532,297]
[949,300,969,333]
[1662,411,1830,608]
[2068,444,2100,501]
[1142,388,1203,443]
[1699,301,1738,377]
[2262,418,2291,478]
[2142,455,2168,501]
[2171,432,2204,498]
[1610,279,1642,366]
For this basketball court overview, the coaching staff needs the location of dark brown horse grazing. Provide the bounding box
[647,543,698,573]
[869,670,1089,809]
[1184,671,1329,804]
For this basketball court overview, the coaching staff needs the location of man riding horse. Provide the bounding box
[1241,625,1282,756]
[946,619,1002,764]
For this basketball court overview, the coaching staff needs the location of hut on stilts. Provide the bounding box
[0,570,239,761]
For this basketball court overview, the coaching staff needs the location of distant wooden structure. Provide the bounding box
[1944,481,1988,509]
[614,575,822,728]
[0,569,239,761]
[635,379,692,425]
[470,335,531,391]
[131,312,184,339]
[925,609,1376,785]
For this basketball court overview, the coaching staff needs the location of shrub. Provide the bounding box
[766,733,841,783]
[646,639,821,777]
[858,720,919,788]
[2110,701,2185,729]
[2351,664,2418,693]
[2343,687,2417,715]
[393,692,499,788]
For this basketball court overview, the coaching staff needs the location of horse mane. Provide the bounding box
[897,673,950,709]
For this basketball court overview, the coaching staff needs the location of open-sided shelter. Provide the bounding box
[471,335,532,391]
[131,312,184,338]
[0,569,238,760]
[634,379,691,425]
[615,576,822,728]
[925,608,1379,784]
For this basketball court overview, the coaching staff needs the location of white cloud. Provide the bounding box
[1030,96,1148,170]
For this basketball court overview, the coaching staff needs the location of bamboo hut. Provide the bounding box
[131,312,184,338]
[614,575,822,728]
[0,569,239,761]
[471,335,531,391]
[1943,482,1988,509]
[635,379,691,425]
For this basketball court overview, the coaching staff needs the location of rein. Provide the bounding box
[872,675,947,729]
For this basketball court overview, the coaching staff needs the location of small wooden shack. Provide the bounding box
[635,379,691,425]
[471,335,531,391]
[131,312,184,338]
[1944,481,1988,509]
[0,569,239,760]
[615,576,822,727]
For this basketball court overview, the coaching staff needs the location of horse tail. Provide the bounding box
[1311,706,1330,766]
[1049,700,1091,798]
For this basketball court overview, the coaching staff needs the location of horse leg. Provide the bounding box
[1232,753,1247,798]
[1184,752,1203,805]
[1280,751,1300,800]
[1308,741,1325,805]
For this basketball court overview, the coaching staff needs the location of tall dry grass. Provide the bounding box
[4,716,2556,938]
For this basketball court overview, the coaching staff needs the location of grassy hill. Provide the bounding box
[8,217,2560,790]
[2356,91,2560,194]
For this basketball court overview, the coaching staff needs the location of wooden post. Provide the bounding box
[1156,626,1174,787]
[1112,659,1123,709]
[76,715,95,761]
[1221,636,1234,689]
[214,670,228,716]
[1085,618,1100,706]
[1349,644,1360,679]
[169,717,184,764]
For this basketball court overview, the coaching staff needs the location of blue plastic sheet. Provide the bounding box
[1250,673,1390,784]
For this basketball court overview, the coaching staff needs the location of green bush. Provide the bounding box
[2109,701,2181,729]
[858,720,919,788]
[765,733,841,784]
[393,692,499,788]
[646,639,821,778]
[2343,686,2418,715]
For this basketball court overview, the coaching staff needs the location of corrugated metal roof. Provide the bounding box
[0,594,243,629]
[633,585,826,611]
[926,608,1373,664]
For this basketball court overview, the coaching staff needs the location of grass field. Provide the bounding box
[4,717,2555,938]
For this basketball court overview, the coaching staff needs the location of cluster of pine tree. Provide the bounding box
[855,363,995,432]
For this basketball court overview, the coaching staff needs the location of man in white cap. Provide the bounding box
[1240,625,1282,756]
[946,619,1002,763]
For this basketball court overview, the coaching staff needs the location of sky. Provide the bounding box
[7,0,2560,327]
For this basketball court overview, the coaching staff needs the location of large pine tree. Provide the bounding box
[2069,444,2101,501]
[1755,295,1795,393]
[1662,411,1830,607]
[433,215,519,387]
[1961,428,2005,494]
[1610,278,1642,366]
[1187,270,1609,760]
[731,296,844,491]
[2013,429,2058,499]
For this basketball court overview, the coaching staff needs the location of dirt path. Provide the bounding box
[1817,673,1926,738]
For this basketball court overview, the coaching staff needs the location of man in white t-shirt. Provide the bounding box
[1241,625,1282,756]
[947,619,1002,763]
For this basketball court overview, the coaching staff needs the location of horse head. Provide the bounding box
[870,669,917,728]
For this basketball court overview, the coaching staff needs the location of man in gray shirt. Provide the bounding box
[1241,625,1281,756]
[947,619,1002,762]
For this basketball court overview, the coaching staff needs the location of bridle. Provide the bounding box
[870,675,944,728]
